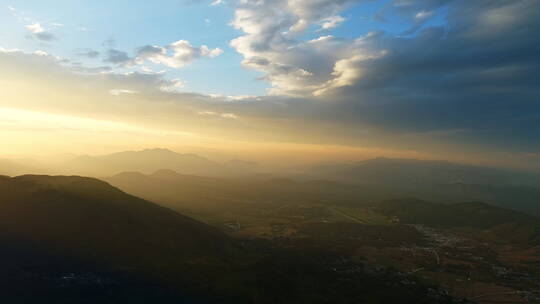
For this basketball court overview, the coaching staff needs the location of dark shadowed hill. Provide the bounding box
[0,174,240,302]
[0,174,233,260]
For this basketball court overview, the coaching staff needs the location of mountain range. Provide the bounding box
[0,174,468,303]
[308,157,540,187]
[3,150,540,215]
[106,166,540,218]
[66,148,231,176]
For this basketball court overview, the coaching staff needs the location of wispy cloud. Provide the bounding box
[109,89,139,96]
[210,0,225,6]
[25,22,56,41]
[198,111,238,119]
[7,6,59,41]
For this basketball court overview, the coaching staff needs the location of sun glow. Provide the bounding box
[0,107,198,155]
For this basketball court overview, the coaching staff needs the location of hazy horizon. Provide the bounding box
[4,146,540,176]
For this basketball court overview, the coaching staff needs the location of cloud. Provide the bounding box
[103,49,134,66]
[25,22,56,41]
[319,15,345,30]
[136,40,223,68]
[160,78,186,92]
[26,23,44,33]
[71,65,113,74]
[210,0,225,6]
[76,49,100,58]
[228,0,540,158]
[198,111,238,119]
[415,10,433,20]
[230,0,363,96]
[10,6,60,41]
[307,0,540,154]
[103,40,223,69]
[33,50,50,57]
[109,89,139,96]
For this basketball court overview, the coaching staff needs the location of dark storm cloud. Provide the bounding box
[316,0,540,151]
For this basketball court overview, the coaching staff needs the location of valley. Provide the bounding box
[106,170,540,303]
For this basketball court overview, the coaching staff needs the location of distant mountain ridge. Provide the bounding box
[0,158,38,176]
[308,157,539,186]
[104,169,378,221]
[106,166,540,217]
[65,148,256,176]
[308,158,540,215]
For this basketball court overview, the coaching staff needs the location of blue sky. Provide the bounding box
[0,0,448,96]
[1,0,266,95]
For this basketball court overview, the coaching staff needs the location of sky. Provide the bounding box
[0,0,539,169]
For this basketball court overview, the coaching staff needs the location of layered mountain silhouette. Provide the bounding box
[64,148,229,176]
[106,166,540,217]
[1,149,261,177]
[308,157,540,186]
[308,158,540,215]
